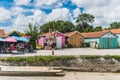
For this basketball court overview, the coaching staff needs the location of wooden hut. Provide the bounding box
[39,31,66,49]
[65,31,84,47]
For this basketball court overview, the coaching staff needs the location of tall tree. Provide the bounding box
[24,23,40,49]
[110,22,120,29]
[75,13,94,32]
[40,20,75,33]
[94,26,102,32]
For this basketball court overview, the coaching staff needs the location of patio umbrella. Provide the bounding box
[16,37,29,42]
[3,37,17,42]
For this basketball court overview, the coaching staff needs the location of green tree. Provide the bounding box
[24,23,40,49]
[94,26,102,32]
[75,13,95,32]
[84,26,94,32]
[40,20,75,33]
[110,22,120,29]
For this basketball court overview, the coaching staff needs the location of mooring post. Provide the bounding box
[52,48,54,55]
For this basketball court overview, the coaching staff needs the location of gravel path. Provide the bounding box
[0,72,120,80]
[0,48,120,57]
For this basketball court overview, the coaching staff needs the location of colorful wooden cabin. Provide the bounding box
[109,28,120,47]
[38,31,66,49]
[83,30,118,49]
[65,31,84,47]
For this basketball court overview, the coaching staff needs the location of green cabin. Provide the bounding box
[83,31,118,49]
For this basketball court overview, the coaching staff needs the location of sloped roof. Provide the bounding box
[0,29,5,37]
[82,30,111,38]
[110,28,120,34]
[5,30,23,37]
[40,32,52,37]
[20,33,26,36]
[40,31,66,37]
[65,31,84,37]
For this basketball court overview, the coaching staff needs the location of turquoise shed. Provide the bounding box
[83,31,118,49]
[110,28,120,47]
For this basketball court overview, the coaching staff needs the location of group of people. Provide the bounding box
[0,42,34,53]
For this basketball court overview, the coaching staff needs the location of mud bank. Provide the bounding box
[1,55,120,72]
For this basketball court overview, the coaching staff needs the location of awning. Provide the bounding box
[16,37,29,42]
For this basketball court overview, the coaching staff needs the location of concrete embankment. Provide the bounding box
[1,55,120,73]
[0,66,65,76]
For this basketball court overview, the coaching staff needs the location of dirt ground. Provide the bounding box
[0,72,120,80]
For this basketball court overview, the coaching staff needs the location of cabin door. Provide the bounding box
[56,37,62,49]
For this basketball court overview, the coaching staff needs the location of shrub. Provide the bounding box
[36,44,44,49]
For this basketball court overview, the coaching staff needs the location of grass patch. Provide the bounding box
[1,55,120,63]
[80,55,100,59]
[80,55,120,60]
[103,55,120,60]
[0,55,76,63]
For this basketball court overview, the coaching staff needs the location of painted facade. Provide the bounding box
[109,29,120,47]
[83,31,118,49]
[116,34,120,47]
[38,31,66,49]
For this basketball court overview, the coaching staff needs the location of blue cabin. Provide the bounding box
[110,29,120,47]
[83,31,118,49]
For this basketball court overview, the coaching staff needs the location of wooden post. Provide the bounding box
[52,48,54,55]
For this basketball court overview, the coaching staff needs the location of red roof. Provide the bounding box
[0,29,5,37]
[40,32,52,37]
[110,28,120,34]
[40,31,66,37]
[83,30,110,38]
[65,31,84,37]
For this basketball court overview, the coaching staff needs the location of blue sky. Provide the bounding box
[0,0,120,32]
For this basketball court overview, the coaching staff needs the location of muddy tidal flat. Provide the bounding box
[0,72,120,80]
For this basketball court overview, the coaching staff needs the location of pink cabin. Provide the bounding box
[38,31,66,49]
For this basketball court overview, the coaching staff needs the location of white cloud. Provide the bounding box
[46,8,70,22]
[31,10,47,24]
[11,7,25,16]
[12,10,47,32]
[14,0,31,5]
[2,0,120,32]
[13,14,30,26]
[0,7,11,22]
[73,8,80,18]
[34,0,58,7]
[71,0,109,8]
[71,0,120,27]
[11,6,35,16]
